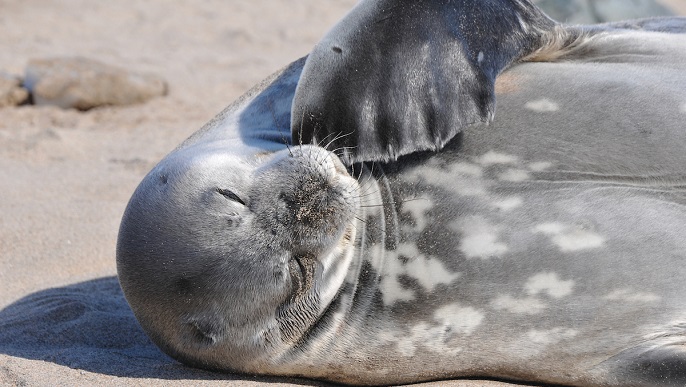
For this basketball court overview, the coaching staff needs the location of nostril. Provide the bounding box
[332,46,343,54]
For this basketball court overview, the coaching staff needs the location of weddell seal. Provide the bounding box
[116,1,686,386]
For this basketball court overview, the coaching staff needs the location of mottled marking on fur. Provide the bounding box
[533,222,606,252]
[525,98,560,112]
[452,216,508,259]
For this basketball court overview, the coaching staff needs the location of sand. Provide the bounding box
[0,1,683,386]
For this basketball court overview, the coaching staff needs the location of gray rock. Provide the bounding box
[24,57,167,110]
[535,0,673,24]
[0,73,30,108]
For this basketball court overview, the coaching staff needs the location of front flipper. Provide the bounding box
[291,0,556,164]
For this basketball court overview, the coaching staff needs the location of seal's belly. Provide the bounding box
[324,59,686,379]
[362,143,686,380]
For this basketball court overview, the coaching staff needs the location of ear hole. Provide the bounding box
[186,318,221,346]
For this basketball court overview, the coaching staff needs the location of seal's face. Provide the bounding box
[117,143,359,372]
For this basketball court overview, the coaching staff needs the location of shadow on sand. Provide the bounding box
[0,277,326,385]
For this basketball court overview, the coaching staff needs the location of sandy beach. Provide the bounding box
[1,1,684,386]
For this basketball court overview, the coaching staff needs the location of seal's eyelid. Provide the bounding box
[216,188,246,206]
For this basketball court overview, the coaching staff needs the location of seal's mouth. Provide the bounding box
[287,253,317,301]
[277,219,357,344]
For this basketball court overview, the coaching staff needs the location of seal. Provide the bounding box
[117,1,686,385]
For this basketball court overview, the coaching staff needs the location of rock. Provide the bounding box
[24,57,168,110]
[535,0,673,24]
[0,73,30,108]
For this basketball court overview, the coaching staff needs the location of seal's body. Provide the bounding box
[117,2,686,385]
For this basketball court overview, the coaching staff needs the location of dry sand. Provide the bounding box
[0,1,683,386]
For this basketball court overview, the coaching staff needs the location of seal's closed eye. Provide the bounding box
[216,188,246,206]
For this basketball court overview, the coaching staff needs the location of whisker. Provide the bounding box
[324,131,355,151]
[332,144,357,152]
[357,204,387,209]
[318,130,341,149]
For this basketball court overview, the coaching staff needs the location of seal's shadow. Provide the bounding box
[0,277,328,385]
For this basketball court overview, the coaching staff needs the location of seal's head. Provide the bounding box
[116,143,359,372]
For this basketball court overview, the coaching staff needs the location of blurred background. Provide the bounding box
[537,0,684,24]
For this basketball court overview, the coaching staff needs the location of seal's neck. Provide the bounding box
[338,163,400,319]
